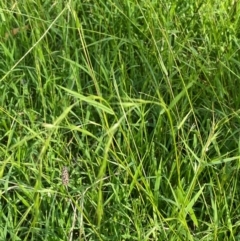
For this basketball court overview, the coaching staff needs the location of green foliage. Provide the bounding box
[1,0,240,240]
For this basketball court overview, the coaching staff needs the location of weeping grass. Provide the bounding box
[1,0,240,240]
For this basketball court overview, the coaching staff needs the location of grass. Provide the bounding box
[0,0,240,240]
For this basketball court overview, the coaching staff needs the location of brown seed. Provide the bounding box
[62,166,69,186]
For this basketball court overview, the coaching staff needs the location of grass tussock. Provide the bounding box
[1,0,240,240]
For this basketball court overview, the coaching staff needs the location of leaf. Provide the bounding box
[58,86,114,115]
[185,185,205,228]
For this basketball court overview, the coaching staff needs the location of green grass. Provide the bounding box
[1,0,240,240]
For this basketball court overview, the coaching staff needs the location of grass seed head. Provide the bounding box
[62,166,69,186]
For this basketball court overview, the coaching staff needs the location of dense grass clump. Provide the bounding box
[1,1,240,240]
